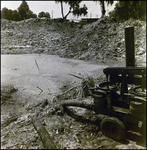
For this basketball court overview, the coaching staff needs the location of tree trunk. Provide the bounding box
[101,0,106,17]
[61,1,64,19]
[64,6,72,20]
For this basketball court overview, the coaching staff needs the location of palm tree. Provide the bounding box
[55,0,87,20]
[55,0,65,18]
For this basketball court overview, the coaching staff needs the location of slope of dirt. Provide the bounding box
[1,17,146,67]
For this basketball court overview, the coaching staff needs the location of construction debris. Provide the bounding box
[1,17,146,66]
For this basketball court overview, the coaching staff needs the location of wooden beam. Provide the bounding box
[30,115,57,149]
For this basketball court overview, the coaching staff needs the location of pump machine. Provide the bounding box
[63,27,146,141]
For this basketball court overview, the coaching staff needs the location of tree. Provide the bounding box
[38,11,50,18]
[18,0,29,20]
[55,0,64,18]
[12,10,21,21]
[72,4,87,17]
[109,1,146,22]
[17,0,37,20]
[1,1,37,21]
[99,0,106,17]
[109,2,125,22]
[1,7,9,19]
[38,11,46,18]
[27,10,37,18]
[128,1,146,20]
[94,0,114,17]
[31,13,37,18]
[45,12,50,18]
[55,0,88,19]
[1,7,13,20]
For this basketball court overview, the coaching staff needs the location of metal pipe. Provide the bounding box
[125,27,135,67]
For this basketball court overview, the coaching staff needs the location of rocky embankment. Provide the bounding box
[1,17,146,66]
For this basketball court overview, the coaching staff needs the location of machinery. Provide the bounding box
[63,27,146,141]
[88,66,146,141]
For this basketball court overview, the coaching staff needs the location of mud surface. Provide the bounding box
[1,54,146,149]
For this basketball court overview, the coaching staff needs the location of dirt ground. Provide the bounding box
[1,54,146,149]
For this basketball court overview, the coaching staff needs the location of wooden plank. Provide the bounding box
[30,115,57,149]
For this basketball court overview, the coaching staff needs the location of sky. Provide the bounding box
[1,1,117,21]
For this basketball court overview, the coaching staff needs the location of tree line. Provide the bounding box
[1,0,50,21]
[1,0,146,22]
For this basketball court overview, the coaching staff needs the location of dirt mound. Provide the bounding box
[1,17,146,66]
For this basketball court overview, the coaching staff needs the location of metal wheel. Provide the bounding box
[100,117,126,141]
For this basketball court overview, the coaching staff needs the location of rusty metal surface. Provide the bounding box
[125,27,135,67]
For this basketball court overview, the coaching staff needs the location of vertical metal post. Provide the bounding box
[125,27,135,67]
